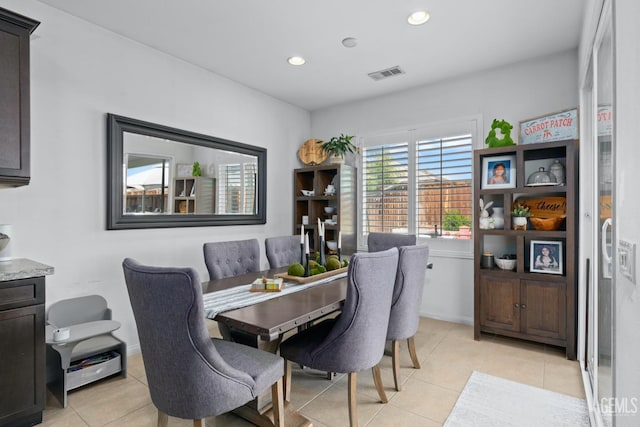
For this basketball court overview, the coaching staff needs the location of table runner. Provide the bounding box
[202,271,347,319]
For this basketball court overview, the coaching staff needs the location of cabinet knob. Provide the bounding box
[521,304,527,309]
[514,303,520,308]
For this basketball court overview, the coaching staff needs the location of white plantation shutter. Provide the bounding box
[361,131,410,237]
[243,163,257,214]
[218,163,257,214]
[416,134,473,236]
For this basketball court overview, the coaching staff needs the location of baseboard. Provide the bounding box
[420,310,473,326]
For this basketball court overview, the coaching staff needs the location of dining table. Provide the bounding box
[202,266,349,427]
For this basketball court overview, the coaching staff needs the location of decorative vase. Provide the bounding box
[490,207,504,229]
[513,216,528,230]
[0,224,12,261]
[327,154,345,165]
[549,160,565,185]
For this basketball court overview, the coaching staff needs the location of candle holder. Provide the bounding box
[318,236,325,267]
[300,243,305,265]
[338,248,342,262]
[304,253,310,277]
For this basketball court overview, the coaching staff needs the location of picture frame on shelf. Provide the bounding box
[481,155,516,189]
[530,240,563,275]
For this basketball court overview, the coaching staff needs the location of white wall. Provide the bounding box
[0,0,309,352]
[311,50,579,324]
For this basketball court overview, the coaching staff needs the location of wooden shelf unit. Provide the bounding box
[173,176,215,214]
[293,164,356,255]
[473,140,578,359]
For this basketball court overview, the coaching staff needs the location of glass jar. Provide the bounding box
[549,160,565,185]
[490,207,504,229]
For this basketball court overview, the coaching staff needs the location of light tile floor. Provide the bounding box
[41,318,585,426]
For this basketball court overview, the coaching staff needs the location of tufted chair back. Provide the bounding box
[265,235,300,268]
[203,239,261,280]
[367,232,416,252]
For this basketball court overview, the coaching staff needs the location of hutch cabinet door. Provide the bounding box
[479,276,520,332]
[520,279,567,340]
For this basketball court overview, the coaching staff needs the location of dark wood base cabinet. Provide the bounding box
[479,274,567,346]
[0,277,45,427]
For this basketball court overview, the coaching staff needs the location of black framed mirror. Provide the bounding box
[107,114,266,229]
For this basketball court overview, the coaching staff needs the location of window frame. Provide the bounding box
[357,116,482,255]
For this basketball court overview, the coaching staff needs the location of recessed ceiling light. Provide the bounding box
[341,37,358,48]
[407,10,430,25]
[287,56,306,66]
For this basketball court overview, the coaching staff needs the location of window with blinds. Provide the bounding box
[416,135,473,237]
[361,126,473,242]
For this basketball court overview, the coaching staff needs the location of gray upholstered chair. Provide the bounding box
[385,245,430,391]
[122,258,285,427]
[203,239,261,280]
[265,235,301,268]
[279,248,399,427]
[367,232,416,252]
[203,239,261,343]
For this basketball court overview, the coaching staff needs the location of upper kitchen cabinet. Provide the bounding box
[0,7,39,186]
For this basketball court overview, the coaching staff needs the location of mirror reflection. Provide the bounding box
[108,114,266,229]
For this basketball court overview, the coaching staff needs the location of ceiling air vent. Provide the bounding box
[368,66,405,81]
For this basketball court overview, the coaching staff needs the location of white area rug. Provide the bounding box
[444,371,589,427]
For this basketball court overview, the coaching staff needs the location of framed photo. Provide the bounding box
[530,240,563,274]
[519,107,578,144]
[176,163,192,177]
[481,155,516,189]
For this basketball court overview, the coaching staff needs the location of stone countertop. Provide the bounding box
[0,258,54,282]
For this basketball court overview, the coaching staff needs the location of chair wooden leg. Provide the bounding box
[407,336,421,369]
[284,360,292,402]
[193,419,206,427]
[348,372,358,427]
[271,378,285,427]
[392,339,401,391]
[157,410,168,427]
[371,364,388,403]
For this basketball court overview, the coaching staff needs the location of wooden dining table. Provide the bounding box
[202,266,349,427]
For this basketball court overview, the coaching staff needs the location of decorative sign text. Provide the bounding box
[519,108,578,144]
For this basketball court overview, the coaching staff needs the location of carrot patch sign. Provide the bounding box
[519,108,578,144]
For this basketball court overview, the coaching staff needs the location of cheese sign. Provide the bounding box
[514,196,566,218]
[519,108,578,144]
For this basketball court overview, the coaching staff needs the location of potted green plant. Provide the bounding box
[317,134,356,163]
[511,204,531,230]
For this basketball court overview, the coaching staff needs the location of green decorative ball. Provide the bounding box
[287,263,305,277]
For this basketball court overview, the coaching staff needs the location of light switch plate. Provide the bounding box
[618,239,636,284]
